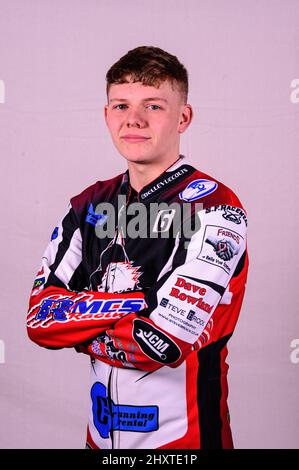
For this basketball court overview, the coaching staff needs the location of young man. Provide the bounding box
[27,46,249,449]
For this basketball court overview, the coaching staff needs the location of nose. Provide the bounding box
[126,108,147,128]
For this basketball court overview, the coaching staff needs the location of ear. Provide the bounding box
[178,104,193,133]
[104,104,109,125]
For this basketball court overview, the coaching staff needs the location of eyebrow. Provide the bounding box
[109,97,168,103]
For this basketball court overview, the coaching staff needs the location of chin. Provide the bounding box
[119,151,156,164]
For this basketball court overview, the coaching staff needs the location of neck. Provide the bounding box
[127,154,182,193]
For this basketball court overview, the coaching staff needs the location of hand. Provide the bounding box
[215,239,238,261]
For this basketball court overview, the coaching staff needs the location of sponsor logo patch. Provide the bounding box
[197,225,243,274]
[160,298,169,308]
[27,294,145,327]
[222,209,242,225]
[97,261,142,293]
[85,203,108,227]
[32,277,45,289]
[160,299,187,317]
[140,167,189,200]
[91,333,128,365]
[133,319,181,364]
[31,267,46,296]
[51,227,59,240]
[91,381,158,438]
[179,179,218,202]
[205,205,248,226]
[186,309,205,327]
[167,276,213,313]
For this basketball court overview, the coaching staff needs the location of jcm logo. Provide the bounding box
[133,319,181,364]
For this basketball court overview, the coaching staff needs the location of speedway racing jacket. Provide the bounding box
[27,155,249,449]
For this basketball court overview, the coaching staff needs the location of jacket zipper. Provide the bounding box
[107,368,114,449]
[105,185,134,449]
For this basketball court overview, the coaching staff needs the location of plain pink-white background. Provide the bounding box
[0,0,298,448]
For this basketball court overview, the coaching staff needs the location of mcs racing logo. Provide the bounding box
[27,293,146,328]
[133,319,181,365]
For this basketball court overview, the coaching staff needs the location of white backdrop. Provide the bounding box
[0,0,298,448]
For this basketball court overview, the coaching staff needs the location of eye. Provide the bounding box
[113,104,128,110]
[147,105,161,110]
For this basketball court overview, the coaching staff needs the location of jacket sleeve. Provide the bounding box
[27,203,146,349]
[76,204,248,371]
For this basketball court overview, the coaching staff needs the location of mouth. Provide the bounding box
[121,136,151,143]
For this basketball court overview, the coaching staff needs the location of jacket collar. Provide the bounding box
[120,154,196,203]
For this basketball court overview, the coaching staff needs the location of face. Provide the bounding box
[104,77,193,165]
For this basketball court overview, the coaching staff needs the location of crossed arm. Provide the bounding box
[27,202,247,372]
